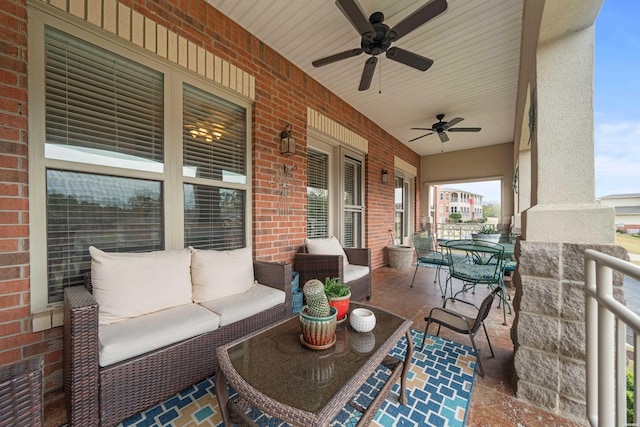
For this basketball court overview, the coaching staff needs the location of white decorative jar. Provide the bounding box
[349,308,376,333]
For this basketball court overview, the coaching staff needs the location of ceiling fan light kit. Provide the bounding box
[312,0,448,91]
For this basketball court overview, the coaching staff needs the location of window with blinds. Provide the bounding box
[394,176,404,244]
[183,84,247,249]
[39,26,250,305]
[307,149,329,239]
[343,155,363,248]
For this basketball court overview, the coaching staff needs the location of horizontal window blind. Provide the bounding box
[307,149,329,239]
[183,84,246,182]
[342,156,363,247]
[46,170,163,303]
[184,184,245,250]
[45,26,164,167]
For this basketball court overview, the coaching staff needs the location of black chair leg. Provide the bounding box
[410,264,420,287]
[468,335,485,378]
[481,323,495,358]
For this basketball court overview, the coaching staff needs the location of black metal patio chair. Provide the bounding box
[422,287,501,378]
[410,231,451,298]
[444,239,510,325]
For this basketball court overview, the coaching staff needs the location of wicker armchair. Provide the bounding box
[64,260,291,427]
[294,246,371,302]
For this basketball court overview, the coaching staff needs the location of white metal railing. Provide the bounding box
[435,223,483,240]
[585,249,640,426]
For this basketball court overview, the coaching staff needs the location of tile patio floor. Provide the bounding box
[369,264,582,427]
[43,264,583,426]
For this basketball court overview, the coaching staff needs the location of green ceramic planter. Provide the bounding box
[299,306,337,348]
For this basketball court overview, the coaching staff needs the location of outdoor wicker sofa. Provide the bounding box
[294,237,371,302]
[63,247,292,427]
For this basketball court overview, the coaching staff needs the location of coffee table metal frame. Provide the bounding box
[215,303,413,426]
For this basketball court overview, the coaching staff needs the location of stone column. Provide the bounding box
[512,1,618,422]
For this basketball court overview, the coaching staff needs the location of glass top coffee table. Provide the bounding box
[215,303,413,426]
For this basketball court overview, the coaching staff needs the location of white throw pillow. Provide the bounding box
[190,246,255,302]
[90,246,192,325]
[304,236,350,266]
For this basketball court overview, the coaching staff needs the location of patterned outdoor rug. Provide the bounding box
[118,330,476,427]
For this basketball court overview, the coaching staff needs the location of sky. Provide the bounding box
[444,1,640,204]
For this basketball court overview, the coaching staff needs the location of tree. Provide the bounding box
[482,202,500,219]
[448,212,462,222]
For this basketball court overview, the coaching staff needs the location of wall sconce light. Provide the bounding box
[381,169,389,184]
[280,124,296,156]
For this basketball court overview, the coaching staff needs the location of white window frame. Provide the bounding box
[27,8,252,313]
[339,147,366,248]
[394,169,414,245]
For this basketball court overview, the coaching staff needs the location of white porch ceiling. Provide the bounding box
[208,0,523,156]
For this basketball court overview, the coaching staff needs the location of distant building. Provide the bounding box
[599,193,640,233]
[434,187,484,223]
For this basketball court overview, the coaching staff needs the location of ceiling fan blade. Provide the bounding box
[410,127,433,130]
[448,127,482,132]
[358,57,378,91]
[335,0,375,39]
[442,117,464,130]
[408,133,432,142]
[386,47,433,71]
[438,132,449,143]
[388,0,448,41]
[312,48,363,67]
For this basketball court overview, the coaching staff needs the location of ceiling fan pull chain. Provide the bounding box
[378,59,382,94]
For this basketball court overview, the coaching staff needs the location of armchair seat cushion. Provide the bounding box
[199,283,286,327]
[99,303,220,367]
[343,264,369,283]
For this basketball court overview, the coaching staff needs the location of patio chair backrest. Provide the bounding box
[412,232,435,256]
[471,287,502,332]
[445,240,505,284]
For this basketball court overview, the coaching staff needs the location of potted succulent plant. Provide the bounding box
[472,225,501,243]
[324,277,351,322]
[299,279,337,350]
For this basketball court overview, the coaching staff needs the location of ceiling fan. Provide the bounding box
[409,114,481,143]
[312,0,448,91]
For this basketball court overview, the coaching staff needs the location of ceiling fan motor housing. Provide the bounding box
[361,12,392,55]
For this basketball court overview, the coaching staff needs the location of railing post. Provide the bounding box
[584,249,640,427]
[585,257,598,426]
[596,261,615,427]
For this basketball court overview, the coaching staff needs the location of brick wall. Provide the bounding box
[0,0,420,392]
[0,0,68,389]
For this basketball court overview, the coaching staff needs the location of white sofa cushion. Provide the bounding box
[199,283,285,327]
[90,246,192,325]
[98,303,220,367]
[305,236,349,266]
[190,246,255,302]
[343,264,369,283]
